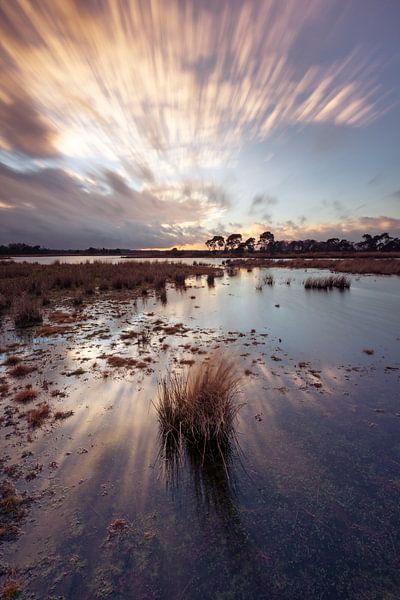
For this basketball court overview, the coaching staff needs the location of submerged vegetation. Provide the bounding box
[156,358,242,463]
[304,275,351,290]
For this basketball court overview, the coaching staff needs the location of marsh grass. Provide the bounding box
[237,257,400,275]
[263,274,274,286]
[304,275,350,290]
[26,402,50,427]
[13,297,42,328]
[155,358,243,466]
[0,261,217,317]
[9,364,35,378]
[14,387,38,403]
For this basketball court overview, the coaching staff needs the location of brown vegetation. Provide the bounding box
[13,296,42,328]
[155,358,242,459]
[25,403,50,427]
[304,275,350,290]
[231,257,400,275]
[8,364,35,378]
[107,355,137,368]
[1,579,21,600]
[0,481,28,544]
[14,387,38,403]
[0,261,218,320]
[2,355,20,367]
[54,410,74,420]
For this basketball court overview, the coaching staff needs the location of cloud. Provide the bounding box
[0,0,391,176]
[0,163,229,248]
[250,194,278,212]
[263,215,400,241]
[0,90,58,157]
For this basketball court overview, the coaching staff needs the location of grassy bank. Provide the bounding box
[0,260,219,325]
[231,257,400,275]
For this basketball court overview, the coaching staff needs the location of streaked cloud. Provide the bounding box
[0,0,390,175]
[0,0,398,248]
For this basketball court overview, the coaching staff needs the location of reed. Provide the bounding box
[304,275,350,290]
[155,358,242,462]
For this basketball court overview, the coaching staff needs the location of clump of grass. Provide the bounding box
[207,273,215,287]
[8,364,34,378]
[304,275,350,290]
[107,355,137,368]
[2,355,20,367]
[13,297,42,328]
[26,403,50,427]
[14,387,38,404]
[174,273,186,287]
[37,325,69,337]
[363,348,374,355]
[155,277,166,290]
[263,274,274,286]
[1,579,21,600]
[159,289,167,305]
[0,481,28,544]
[54,410,74,420]
[155,358,242,462]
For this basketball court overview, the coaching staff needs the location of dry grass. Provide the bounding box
[264,274,274,286]
[1,579,21,600]
[14,387,38,403]
[2,355,20,366]
[25,403,50,427]
[304,275,350,290]
[54,409,74,420]
[234,257,400,275]
[13,296,42,328]
[107,355,137,368]
[37,325,70,336]
[155,358,242,461]
[8,364,34,378]
[0,261,218,319]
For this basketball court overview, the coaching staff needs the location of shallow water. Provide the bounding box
[10,254,225,265]
[0,268,399,599]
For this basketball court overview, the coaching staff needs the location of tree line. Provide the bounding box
[205,232,400,253]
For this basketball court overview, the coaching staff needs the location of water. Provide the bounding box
[9,254,226,265]
[0,268,399,599]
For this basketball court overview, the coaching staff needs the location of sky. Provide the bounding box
[0,0,399,250]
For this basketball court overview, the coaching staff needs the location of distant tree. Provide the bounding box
[258,231,274,252]
[326,237,340,251]
[205,235,225,252]
[244,237,256,252]
[225,233,242,252]
[338,239,354,252]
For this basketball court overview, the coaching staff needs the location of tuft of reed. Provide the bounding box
[8,364,34,378]
[174,272,186,287]
[155,358,242,463]
[206,273,215,287]
[263,274,274,286]
[14,387,38,404]
[13,296,43,328]
[26,403,50,427]
[54,409,74,420]
[2,355,20,367]
[304,275,350,290]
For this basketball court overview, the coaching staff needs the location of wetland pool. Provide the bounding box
[0,267,399,599]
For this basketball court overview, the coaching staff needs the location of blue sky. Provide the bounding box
[0,0,399,248]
